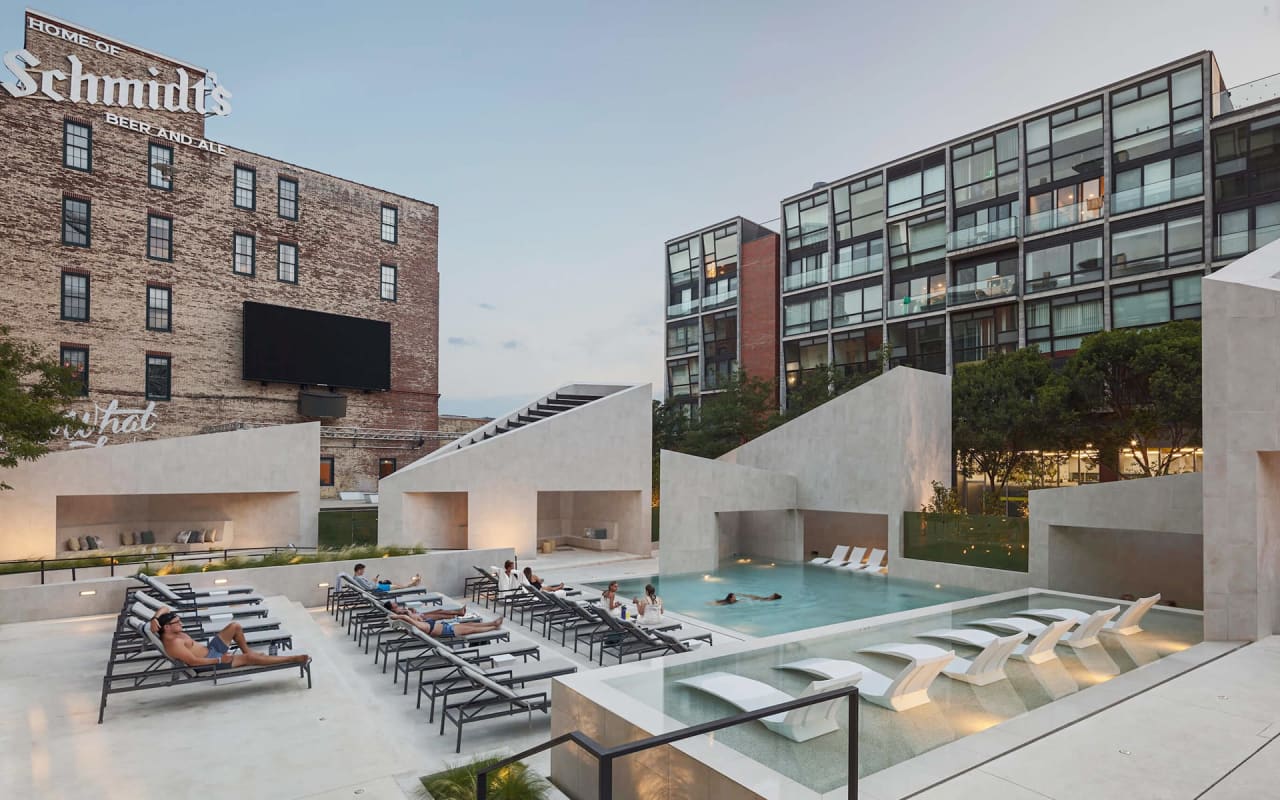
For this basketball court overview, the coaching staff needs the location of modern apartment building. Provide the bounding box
[664,217,779,410]
[664,51,1280,415]
[0,10,441,495]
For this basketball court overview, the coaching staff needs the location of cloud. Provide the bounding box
[501,340,520,350]
[478,303,497,311]
[447,336,478,347]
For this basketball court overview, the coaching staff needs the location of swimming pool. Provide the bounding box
[590,559,982,637]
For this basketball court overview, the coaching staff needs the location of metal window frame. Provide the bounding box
[148,143,174,190]
[278,176,299,220]
[63,120,92,172]
[232,232,256,276]
[60,271,90,321]
[146,284,172,332]
[60,345,89,396]
[145,354,172,401]
[146,214,173,261]
[277,241,299,284]
[62,197,91,247]
[233,165,257,210]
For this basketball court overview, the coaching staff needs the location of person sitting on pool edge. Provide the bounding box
[384,601,504,638]
[350,562,420,592]
[522,566,564,592]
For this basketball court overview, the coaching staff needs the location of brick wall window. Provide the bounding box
[149,143,173,190]
[146,285,171,331]
[62,197,90,246]
[61,346,88,396]
[234,165,256,210]
[278,177,298,220]
[60,272,89,321]
[145,354,171,401]
[320,456,335,486]
[63,120,91,171]
[380,263,397,301]
[233,233,256,276]
[380,205,398,243]
[277,242,298,283]
[147,214,172,261]
[378,458,397,478]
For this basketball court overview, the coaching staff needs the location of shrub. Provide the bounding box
[419,757,550,800]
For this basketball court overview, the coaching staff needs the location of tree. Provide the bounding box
[779,363,881,421]
[676,371,775,460]
[952,346,1074,496]
[0,326,89,489]
[651,398,691,502]
[1064,321,1202,478]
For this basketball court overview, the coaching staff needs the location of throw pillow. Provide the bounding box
[67,537,80,552]
[131,532,140,545]
[141,531,155,545]
[77,536,90,551]
[202,530,213,543]
[87,535,100,550]
[120,532,130,546]
[212,528,221,543]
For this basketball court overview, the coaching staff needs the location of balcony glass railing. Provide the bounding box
[1025,200,1103,235]
[667,299,699,317]
[1111,173,1202,215]
[1214,73,1280,117]
[783,265,829,292]
[1024,264,1103,293]
[887,289,947,318]
[831,255,882,281]
[946,274,1017,305]
[702,288,738,309]
[947,217,1018,250]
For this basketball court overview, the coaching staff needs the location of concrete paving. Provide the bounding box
[913,636,1280,800]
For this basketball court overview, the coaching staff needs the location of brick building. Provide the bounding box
[0,10,441,495]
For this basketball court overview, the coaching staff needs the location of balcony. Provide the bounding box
[946,274,1017,306]
[783,265,829,292]
[666,299,699,318]
[1111,173,1202,215]
[1025,199,1103,235]
[1215,223,1280,260]
[702,288,738,309]
[887,288,947,318]
[832,255,882,281]
[1214,73,1280,117]
[947,217,1018,251]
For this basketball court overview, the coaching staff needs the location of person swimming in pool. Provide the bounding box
[744,593,783,601]
[713,593,738,605]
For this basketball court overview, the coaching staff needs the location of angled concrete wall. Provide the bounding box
[0,423,320,560]
[378,384,652,558]
[659,367,950,574]
[1029,472,1203,607]
[1203,241,1280,639]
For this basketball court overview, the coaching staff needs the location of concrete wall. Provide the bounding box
[1203,245,1280,639]
[800,510,888,562]
[660,368,950,575]
[379,384,652,558]
[0,547,511,624]
[1027,472,1202,604]
[659,452,799,574]
[0,423,320,560]
[536,490,639,544]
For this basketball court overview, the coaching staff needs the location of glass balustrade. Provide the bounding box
[1111,173,1202,215]
[887,288,947,318]
[1025,200,1103,235]
[782,265,829,292]
[946,274,1017,305]
[947,217,1018,250]
[666,299,699,317]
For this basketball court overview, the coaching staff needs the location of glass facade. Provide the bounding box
[662,55,1270,411]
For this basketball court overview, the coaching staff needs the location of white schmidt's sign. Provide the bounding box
[0,16,232,116]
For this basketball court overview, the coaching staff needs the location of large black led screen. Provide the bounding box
[242,301,391,391]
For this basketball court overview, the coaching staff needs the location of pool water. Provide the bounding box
[590,559,981,637]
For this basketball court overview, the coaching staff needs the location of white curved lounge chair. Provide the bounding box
[848,548,886,574]
[881,635,1026,685]
[920,618,1075,664]
[778,647,953,711]
[812,545,851,567]
[836,547,869,571]
[1014,594,1161,636]
[971,606,1119,649]
[676,671,860,742]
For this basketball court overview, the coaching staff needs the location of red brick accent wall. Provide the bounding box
[739,233,780,407]
[0,13,439,493]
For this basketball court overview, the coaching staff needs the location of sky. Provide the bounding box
[3,0,1279,417]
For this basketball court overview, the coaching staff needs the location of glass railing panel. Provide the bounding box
[903,511,1029,572]
[666,299,699,317]
[946,274,1017,305]
[1214,73,1280,116]
[947,217,1018,250]
[1025,200,1103,235]
[782,266,829,292]
[887,289,947,318]
[1111,174,1203,215]
[702,289,738,309]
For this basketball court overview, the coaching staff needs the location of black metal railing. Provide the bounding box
[0,545,319,584]
[476,684,860,799]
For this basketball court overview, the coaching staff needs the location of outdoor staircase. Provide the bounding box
[428,386,620,458]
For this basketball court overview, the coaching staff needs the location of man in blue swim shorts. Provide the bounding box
[151,607,310,668]
[384,604,504,638]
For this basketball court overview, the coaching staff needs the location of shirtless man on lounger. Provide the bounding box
[384,601,504,638]
[151,608,309,667]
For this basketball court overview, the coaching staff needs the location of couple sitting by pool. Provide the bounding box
[714,592,782,605]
